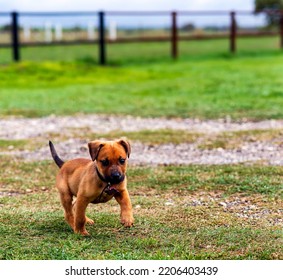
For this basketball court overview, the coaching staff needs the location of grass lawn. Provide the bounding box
[1,36,281,63]
[0,158,282,260]
[0,37,282,260]
[0,37,283,120]
[0,53,283,120]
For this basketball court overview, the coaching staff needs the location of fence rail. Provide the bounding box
[1,10,283,64]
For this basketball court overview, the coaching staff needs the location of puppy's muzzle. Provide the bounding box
[109,171,125,184]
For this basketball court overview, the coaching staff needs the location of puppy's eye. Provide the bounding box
[101,159,109,167]
[119,158,126,165]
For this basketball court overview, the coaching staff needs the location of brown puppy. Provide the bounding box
[49,139,134,236]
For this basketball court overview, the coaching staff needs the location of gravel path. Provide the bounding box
[1,114,283,165]
[1,114,283,140]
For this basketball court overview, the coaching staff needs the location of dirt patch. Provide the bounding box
[0,191,22,198]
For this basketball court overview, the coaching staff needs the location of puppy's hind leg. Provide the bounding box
[58,188,75,231]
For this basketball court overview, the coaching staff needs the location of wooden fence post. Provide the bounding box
[11,11,20,62]
[98,11,106,65]
[230,11,236,53]
[171,11,178,59]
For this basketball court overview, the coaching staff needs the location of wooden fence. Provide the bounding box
[1,10,283,64]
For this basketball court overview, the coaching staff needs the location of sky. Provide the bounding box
[0,0,263,29]
[1,0,255,12]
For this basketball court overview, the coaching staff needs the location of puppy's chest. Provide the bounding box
[90,191,114,204]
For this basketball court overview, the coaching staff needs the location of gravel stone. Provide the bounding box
[1,114,283,165]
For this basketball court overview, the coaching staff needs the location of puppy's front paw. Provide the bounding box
[74,224,90,236]
[75,229,90,236]
[121,214,134,227]
[85,216,94,225]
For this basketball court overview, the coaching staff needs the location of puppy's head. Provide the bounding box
[88,139,131,185]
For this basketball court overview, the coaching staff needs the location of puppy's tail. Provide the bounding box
[49,141,64,168]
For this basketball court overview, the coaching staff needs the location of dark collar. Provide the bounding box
[96,166,107,183]
[95,166,120,197]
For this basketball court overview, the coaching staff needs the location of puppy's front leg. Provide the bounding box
[115,189,134,227]
[74,196,90,236]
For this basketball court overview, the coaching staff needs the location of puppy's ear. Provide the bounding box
[117,139,131,158]
[88,141,104,161]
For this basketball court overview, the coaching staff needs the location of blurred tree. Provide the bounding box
[255,0,283,26]
[1,24,12,31]
[180,23,195,32]
[0,24,23,31]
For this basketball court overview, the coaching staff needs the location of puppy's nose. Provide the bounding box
[111,171,122,180]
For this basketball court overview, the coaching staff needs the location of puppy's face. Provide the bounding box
[88,139,131,185]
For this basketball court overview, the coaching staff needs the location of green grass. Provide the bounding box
[0,139,29,151]
[0,158,282,259]
[0,37,283,120]
[0,52,283,119]
[87,129,202,145]
[1,36,281,64]
[0,37,283,260]
[129,165,283,197]
[198,129,283,150]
